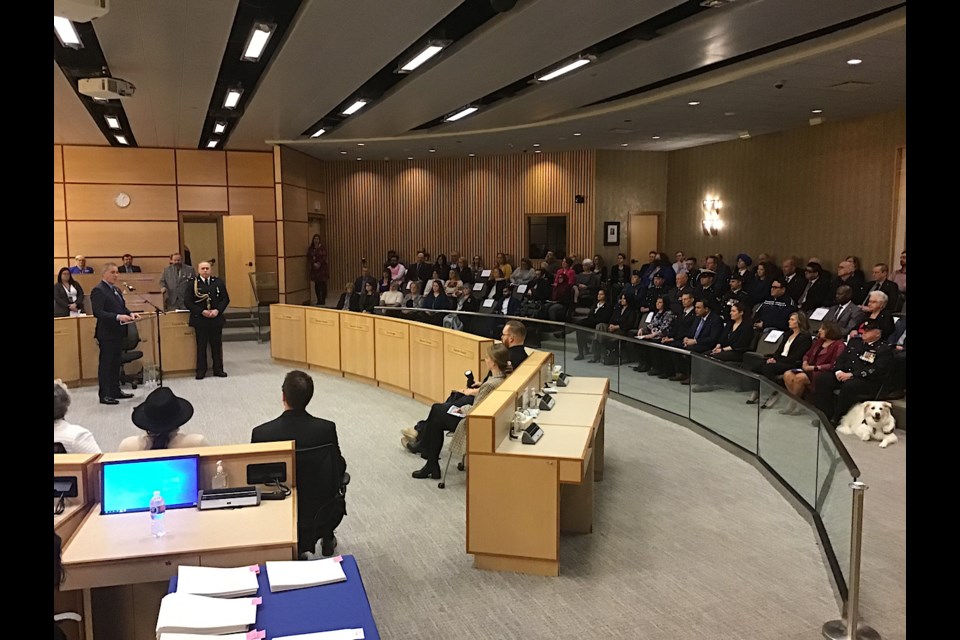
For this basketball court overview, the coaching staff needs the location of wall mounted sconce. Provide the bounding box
[702,196,723,236]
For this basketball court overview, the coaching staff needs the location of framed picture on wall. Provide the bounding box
[604,221,620,246]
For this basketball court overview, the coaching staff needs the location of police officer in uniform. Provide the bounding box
[813,319,892,424]
[185,261,230,379]
[719,273,750,322]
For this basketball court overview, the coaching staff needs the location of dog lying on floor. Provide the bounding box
[837,401,898,448]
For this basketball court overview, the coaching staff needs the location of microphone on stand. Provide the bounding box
[122,282,136,291]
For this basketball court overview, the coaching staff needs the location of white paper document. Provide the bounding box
[764,329,785,343]
[482,299,495,308]
[481,269,492,278]
[274,629,365,640]
[645,312,654,323]
[176,564,260,598]
[156,592,258,636]
[808,307,829,321]
[473,282,484,291]
[266,557,347,593]
[160,633,261,640]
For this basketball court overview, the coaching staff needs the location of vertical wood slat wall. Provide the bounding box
[53,146,276,290]
[278,149,597,296]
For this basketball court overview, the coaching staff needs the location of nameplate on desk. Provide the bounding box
[522,423,544,445]
[199,486,261,510]
[539,395,555,411]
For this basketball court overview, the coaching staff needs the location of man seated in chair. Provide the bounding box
[813,319,892,426]
[251,370,347,558]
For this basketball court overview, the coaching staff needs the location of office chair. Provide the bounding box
[294,444,350,558]
[118,321,145,389]
[53,442,67,454]
[438,424,468,490]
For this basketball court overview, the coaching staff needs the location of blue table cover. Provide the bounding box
[169,554,380,640]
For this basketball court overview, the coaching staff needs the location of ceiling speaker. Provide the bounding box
[490,0,518,12]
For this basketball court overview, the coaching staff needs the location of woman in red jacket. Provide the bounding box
[308,235,328,305]
[780,320,846,415]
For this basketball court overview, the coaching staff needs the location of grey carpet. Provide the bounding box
[63,341,906,639]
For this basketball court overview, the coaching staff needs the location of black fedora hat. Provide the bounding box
[132,387,194,433]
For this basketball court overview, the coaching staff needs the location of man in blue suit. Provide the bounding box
[90,263,141,405]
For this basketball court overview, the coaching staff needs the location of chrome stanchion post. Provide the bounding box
[822,481,881,640]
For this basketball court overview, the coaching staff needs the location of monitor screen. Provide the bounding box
[100,454,200,515]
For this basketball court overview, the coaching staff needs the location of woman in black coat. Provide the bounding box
[708,301,754,363]
[746,311,813,404]
[359,281,380,313]
[54,267,84,317]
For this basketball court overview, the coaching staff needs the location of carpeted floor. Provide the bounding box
[63,341,906,639]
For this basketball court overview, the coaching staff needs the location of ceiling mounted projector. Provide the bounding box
[54,0,110,23]
[78,77,135,100]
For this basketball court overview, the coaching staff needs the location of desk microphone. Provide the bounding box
[122,282,136,291]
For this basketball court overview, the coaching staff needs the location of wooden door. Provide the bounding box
[223,215,256,308]
[629,213,660,263]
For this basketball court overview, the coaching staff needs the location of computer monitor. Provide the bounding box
[100,454,200,515]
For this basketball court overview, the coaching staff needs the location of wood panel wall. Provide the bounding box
[663,108,906,272]
[276,148,597,300]
[53,146,276,291]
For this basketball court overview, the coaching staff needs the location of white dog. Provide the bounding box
[837,401,898,448]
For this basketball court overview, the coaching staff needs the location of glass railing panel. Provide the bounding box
[817,421,854,589]
[689,356,760,454]
[756,379,820,507]
[617,340,691,418]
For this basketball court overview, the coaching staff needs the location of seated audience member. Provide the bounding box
[421,279,450,322]
[672,251,686,275]
[574,289,613,361]
[470,254,484,274]
[527,267,553,302]
[53,380,101,453]
[654,292,697,380]
[448,251,461,275]
[719,273,750,321]
[676,299,723,385]
[595,293,640,363]
[847,255,867,284]
[251,370,347,557]
[403,281,424,307]
[852,290,895,340]
[574,259,601,307]
[797,262,830,311]
[707,301,754,364]
[753,279,797,331]
[694,269,721,305]
[412,252,433,292]
[827,259,864,308]
[592,254,609,283]
[336,282,361,312]
[510,258,536,286]
[746,261,777,306]
[569,253,583,274]
[633,295,675,373]
[353,266,377,295]
[386,254,407,283]
[781,256,805,305]
[495,252,513,279]
[54,267,85,317]
[779,321,846,415]
[69,255,94,274]
[861,262,900,310]
[542,258,576,322]
[623,270,645,308]
[456,256,474,284]
[641,253,676,289]
[380,281,404,307]
[887,316,906,396]
[636,251,658,281]
[684,256,700,283]
[892,250,906,295]
[640,271,669,314]
[814,320,892,424]
[734,253,754,288]
[669,270,694,315]
[821,285,863,336]
[482,267,509,300]
[378,269,393,294]
[433,254,450,280]
[745,312,813,404]
[410,344,512,479]
[118,253,142,273]
[444,270,462,297]
[540,250,559,279]
[444,284,479,331]
[119,387,208,451]
[610,253,631,297]
[359,282,380,313]
[704,255,730,294]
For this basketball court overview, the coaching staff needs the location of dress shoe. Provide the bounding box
[647,369,660,376]
[406,438,424,454]
[320,535,338,557]
[657,372,672,379]
[99,397,119,405]
[214,371,228,378]
[412,462,441,479]
[745,393,759,404]
[574,354,585,361]
[401,427,418,440]
[668,373,687,382]
[634,364,650,373]
[196,372,206,380]
[116,391,134,399]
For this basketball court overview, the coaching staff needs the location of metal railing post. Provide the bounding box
[822,481,880,640]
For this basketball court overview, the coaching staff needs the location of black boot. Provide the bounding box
[412,461,441,479]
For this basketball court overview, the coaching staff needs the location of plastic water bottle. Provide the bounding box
[149,491,166,538]
[212,460,228,489]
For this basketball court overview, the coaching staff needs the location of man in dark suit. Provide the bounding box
[656,292,696,379]
[781,256,806,305]
[797,262,830,311]
[118,254,142,273]
[822,285,863,336]
[860,263,900,310]
[90,263,140,405]
[814,320,892,425]
[704,256,731,295]
[185,261,230,379]
[693,269,721,306]
[827,259,864,308]
[681,299,723,355]
[252,370,347,557]
[575,289,613,360]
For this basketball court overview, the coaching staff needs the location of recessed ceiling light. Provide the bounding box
[811,109,823,114]
[54,17,82,48]
[407,157,414,160]
[339,150,347,155]
[534,150,542,154]
[429,148,437,153]
[115,135,128,145]
[356,157,362,161]
[207,140,219,148]
[104,115,121,130]
[468,153,476,157]
[310,128,326,138]
[651,136,660,140]
[536,56,594,82]
[213,122,226,134]
[241,23,275,62]
[620,143,628,147]
[724,111,736,116]
[445,106,478,122]
[573,132,582,136]
[533,143,540,147]
[847,58,862,65]
[398,41,450,73]
[688,101,700,106]
[342,100,367,116]
[223,88,243,109]
[357,143,365,146]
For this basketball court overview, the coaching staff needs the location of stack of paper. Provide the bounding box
[266,557,347,593]
[275,630,364,640]
[155,593,259,636]
[176,565,260,598]
[160,633,264,640]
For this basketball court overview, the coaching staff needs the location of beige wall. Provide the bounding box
[663,109,906,272]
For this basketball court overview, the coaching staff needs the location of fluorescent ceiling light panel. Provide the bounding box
[342,100,367,115]
[54,17,82,48]
[399,44,446,73]
[213,122,226,134]
[310,128,326,138]
[223,89,243,109]
[207,140,219,148]
[115,135,128,145]
[444,106,478,122]
[242,23,275,62]
[104,115,121,130]
[537,57,592,82]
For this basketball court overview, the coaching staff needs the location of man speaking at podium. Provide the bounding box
[90,263,140,405]
[186,261,230,379]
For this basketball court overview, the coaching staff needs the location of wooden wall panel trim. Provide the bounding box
[67,221,180,258]
[227,151,275,187]
[282,257,308,295]
[65,184,178,220]
[175,150,227,186]
[178,186,229,212]
[279,148,307,188]
[282,221,308,258]
[55,145,64,182]
[54,184,66,219]
[229,187,276,221]
[254,222,279,257]
[281,184,308,223]
[62,146,176,184]
[54,221,68,256]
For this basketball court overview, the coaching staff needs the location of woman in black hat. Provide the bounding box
[118,387,209,451]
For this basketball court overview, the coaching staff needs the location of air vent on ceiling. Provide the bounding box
[828,80,874,92]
